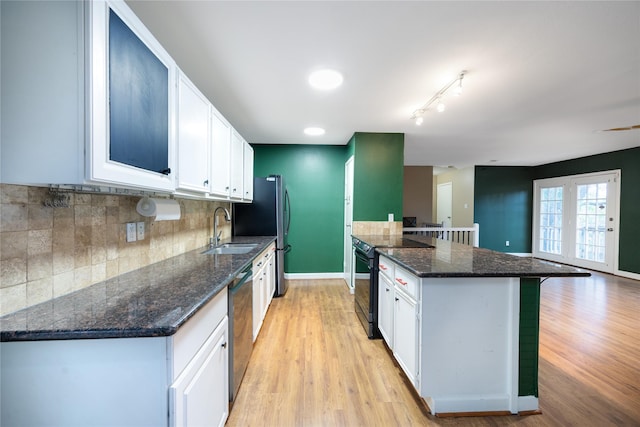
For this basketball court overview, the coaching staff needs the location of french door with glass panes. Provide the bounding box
[533,171,620,273]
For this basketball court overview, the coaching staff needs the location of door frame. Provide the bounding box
[344,156,355,292]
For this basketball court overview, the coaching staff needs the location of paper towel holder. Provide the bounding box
[136,196,181,221]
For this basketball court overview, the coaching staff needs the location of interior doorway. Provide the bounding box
[437,182,453,227]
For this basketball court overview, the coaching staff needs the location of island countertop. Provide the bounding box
[353,234,590,278]
[0,236,276,342]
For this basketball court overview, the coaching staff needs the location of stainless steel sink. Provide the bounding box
[201,243,258,255]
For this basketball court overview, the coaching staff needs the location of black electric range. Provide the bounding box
[352,236,433,338]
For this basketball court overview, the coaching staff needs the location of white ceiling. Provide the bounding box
[126,0,640,168]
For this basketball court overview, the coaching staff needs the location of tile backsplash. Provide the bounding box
[0,184,231,316]
[352,221,403,236]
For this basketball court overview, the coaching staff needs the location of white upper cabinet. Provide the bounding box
[229,130,245,200]
[1,0,177,192]
[176,71,211,194]
[243,141,254,202]
[209,108,232,198]
[89,0,176,191]
[1,0,251,200]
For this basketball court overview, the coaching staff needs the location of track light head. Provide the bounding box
[409,70,467,123]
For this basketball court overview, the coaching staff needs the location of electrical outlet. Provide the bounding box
[126,223,137,243]
[505,240,510,247]
[137,222,145,240]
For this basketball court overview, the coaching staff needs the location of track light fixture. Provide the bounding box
[411,70,466,125]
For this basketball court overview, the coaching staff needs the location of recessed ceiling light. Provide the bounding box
[304,127,325,136]
[308,69,343,90]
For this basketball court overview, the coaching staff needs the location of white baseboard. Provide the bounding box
[507,252,532,257]
[284,272,346,280]
[517,395,539,413]
[615,269,640,281]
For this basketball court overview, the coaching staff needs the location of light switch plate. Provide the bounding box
[136,222,145,240]
[126,223,137,242]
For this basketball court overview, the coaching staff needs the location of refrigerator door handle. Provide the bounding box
[284,189,291,235]
[277,244,292,254]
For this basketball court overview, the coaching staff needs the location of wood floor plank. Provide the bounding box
[226,273,640,426]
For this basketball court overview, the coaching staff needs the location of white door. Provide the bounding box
[437,182,453,227]
[344,156,355,291]
[533,171,620,273]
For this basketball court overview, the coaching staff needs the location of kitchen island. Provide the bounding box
[0,236,275,427]
[353,234,590,417]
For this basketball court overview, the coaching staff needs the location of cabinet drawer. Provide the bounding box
[172,288,228,379]
[378,255,395,280]
[394,266,418,300]
[254,242,276,270]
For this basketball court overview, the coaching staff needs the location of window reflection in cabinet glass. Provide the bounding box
[109,9,169,175]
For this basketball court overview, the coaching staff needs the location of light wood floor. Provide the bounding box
[226,272,640,426]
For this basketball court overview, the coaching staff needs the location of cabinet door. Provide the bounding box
[90,1,176,192]
[261,264,270,319]
[378,272,394,347]
[177,72,210,193]
[229,130,244,200]
[266,252,275,306]
[171,317,229,427]
[252,263,265,341]
[210,108,231,198]
[243,140,254,201]
[393,289,419,388]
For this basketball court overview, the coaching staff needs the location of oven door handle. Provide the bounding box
[353,248,370,263]
[353,248,376,270]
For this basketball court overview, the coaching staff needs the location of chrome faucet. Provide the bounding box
[211,206,231,247]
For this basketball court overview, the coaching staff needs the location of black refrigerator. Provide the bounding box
[233,175,291,296]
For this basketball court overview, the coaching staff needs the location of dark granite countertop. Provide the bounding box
[353,234,590,278]
[0,236,276,342]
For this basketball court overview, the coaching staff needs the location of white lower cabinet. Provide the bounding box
[379,256,419,388]
[0,289,229,427]
[393,286,420,388]
[252,243,276,341]
[378,270,395,346]
[378,255,526,415]
[170,317,228,427]
[266,248,276,307]
[253,261,266,341]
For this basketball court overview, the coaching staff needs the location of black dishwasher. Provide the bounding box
[228,264,253,404]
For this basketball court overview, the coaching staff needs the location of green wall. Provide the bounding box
[252,144,345,274]
[252,133,404,275]
[348,132,404,221]
[474,147,640,274]
[519,278,541,397]
[474,166,534,252]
